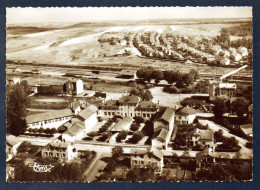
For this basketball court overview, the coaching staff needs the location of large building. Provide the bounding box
[152,107,175,150]
[26,108,74,129]
[209,81,236,99]
[100,96,159,119]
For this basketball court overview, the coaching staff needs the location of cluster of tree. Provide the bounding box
[126,131,145,144]
[116,130,128,143]
[196,160,252,181]
[194,80,209,93]
[130,123,139,131]
[231,97,251,118]
[98,33,123,45]
[130,85,153,101]
[17,141,40,155]
[7,81,30,136]
[126,166,157,181]
[97,131,112,142]
[212,97,228,123]
[136,67,199,87]
[220,23,252,37]
[98,119,113,133]
[27,127,57,134]
[214,130,240,151]
[215,26,252,50]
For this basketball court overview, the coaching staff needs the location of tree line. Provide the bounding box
[136,66,199,87]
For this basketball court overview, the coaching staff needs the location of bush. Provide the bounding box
[87,131,99,137]
[246,142,253,149]
[116,131,128,143]
[44,128,51,134]
[130,123,139,131]
[134,116,145,124]
[38,127,44,134]
[181,88,193,94]
[163,86,180,94]
[50,128,57,134]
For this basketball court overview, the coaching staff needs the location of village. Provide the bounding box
[6,63,253,181]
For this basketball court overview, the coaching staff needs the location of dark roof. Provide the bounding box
[176,107,197,116]
[119,69,136,76]
[138,101,158,108]
[102,100,118,107]
[26,109,73,124]
[78,105,98,120]
[160,108,175,123]
[118,96,139,105]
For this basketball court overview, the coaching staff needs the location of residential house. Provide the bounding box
[65,79,84,95]
[41,141,77,161]
[186,129,214,149]
[196,148,231,171]
[152,108,175,149]
[70,100,81,114]
[130,148,164,172]
[175,106,197,125]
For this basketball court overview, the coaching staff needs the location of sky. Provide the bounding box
[6,7,252,24]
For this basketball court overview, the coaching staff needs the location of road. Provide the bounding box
[83,152,111,182]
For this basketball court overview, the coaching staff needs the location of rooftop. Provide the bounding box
[26,108,73,124]
[6,135,21,147]
[176,106,197,116]
[63,122,85,137]
[111,117,133,132]
[119,69,136,76]
[118,96,139,105]
[78,105,98,120]
[219,83,236,89]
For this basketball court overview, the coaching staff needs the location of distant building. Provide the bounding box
[65,79,84,95]
[209,81,236,99]
[41,141,77,162]
[117,69,137,79]
[130,148,164,172]
[220,58,230,66]
[152,108,175,150]
[175,106,197,125]
[7,77,21,86]
[100,96,158,119]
